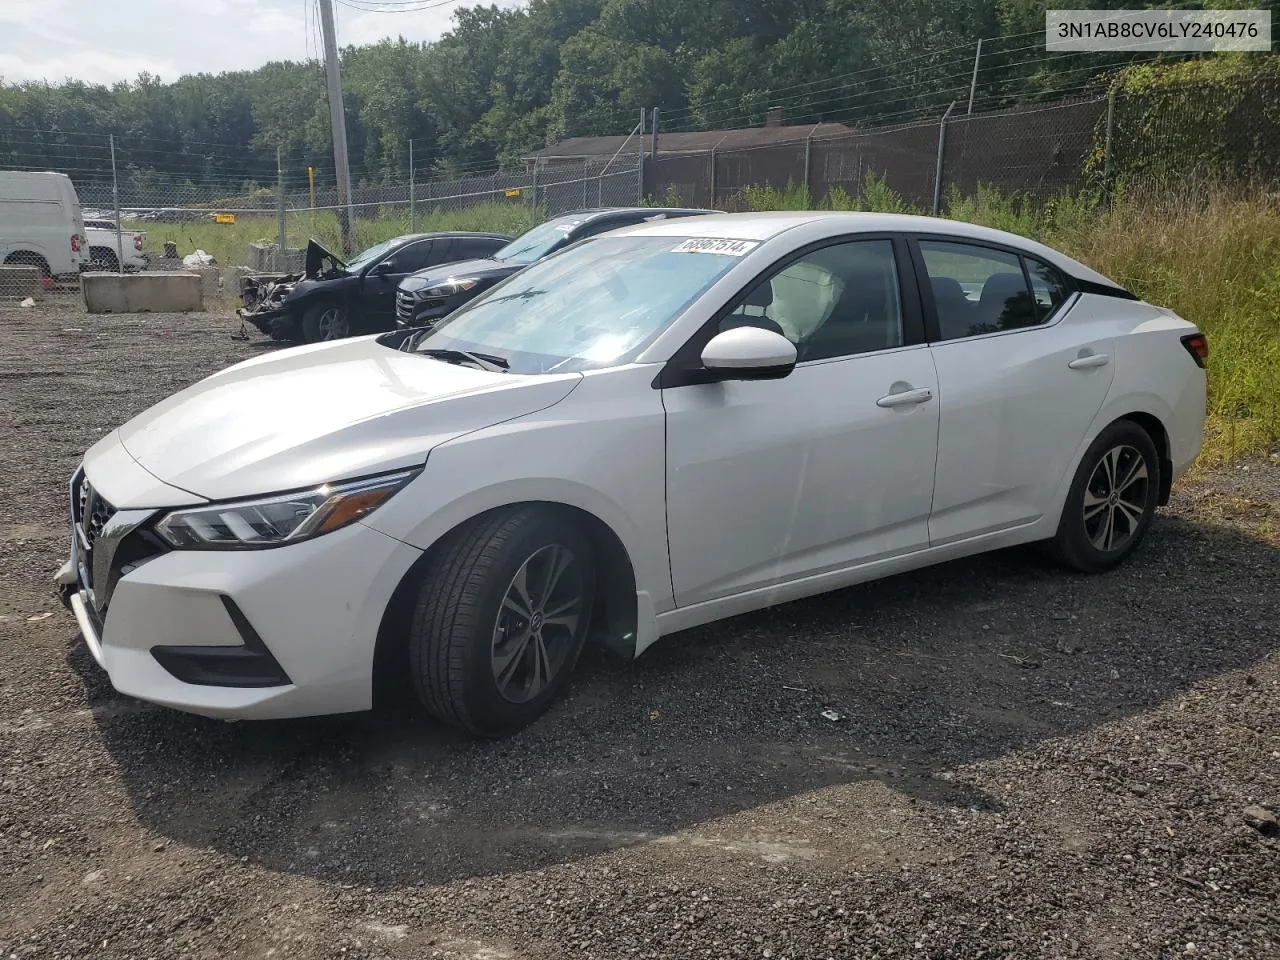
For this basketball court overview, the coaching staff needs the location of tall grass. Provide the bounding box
[739,176,1280,464]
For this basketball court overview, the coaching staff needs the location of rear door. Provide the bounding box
[911,237,1115,544]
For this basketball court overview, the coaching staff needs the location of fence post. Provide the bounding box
[276,145,287,264]
[967,38,983,115]
[530,160,539,228]
[409,139,416,232]
[709,148,716,208]
[932,101,956,216]
[582,160,589,207]
[803,134,812,198]
[637,108,646,204]
[108,134,123,274]
[1103,87,1116,205]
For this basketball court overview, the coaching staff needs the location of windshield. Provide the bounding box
[344,237,403,272]
[413,235,749,374]
[492,216,586,265]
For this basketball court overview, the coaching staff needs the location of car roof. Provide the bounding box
[390,231,510,244]
[611,211,1121,289]
[552,207,716,223]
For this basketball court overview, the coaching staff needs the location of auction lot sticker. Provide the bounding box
[672,238,760,256]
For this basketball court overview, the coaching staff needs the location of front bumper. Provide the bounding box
[58,469,422,719]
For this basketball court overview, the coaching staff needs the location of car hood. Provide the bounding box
[399,258,521,292]
[304,237,348,277]
[108,336,581,502]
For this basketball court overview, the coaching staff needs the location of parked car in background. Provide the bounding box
[0,170,88,280]
[83,218,148,271]
[240,232,512,342]
[58,212,1206,737]
[395,207,716,329]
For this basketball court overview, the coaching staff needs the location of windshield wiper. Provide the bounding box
[419,347,509,372]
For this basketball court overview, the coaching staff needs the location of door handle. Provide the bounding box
[876,387,933,408]
[1068,353,1110,370]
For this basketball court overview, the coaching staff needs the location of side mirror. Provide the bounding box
[369,260,394,276]
[700,326,797,381]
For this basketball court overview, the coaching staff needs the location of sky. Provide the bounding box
[0,0,525,86]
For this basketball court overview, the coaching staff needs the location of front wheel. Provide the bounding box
[301,301,349,342]
[1048,420,1161,573]
[408,507,596,736]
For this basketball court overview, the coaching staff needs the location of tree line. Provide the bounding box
[0,0,1251,195]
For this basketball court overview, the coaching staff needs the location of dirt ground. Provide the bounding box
[1,299,1277,960]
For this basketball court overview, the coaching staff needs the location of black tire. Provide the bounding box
[267,315,301,341]
[4,251,51,278]
[408,506,596,736]
[301,300,349,343]
[1048,419,1161,573]
[88,247,119,272]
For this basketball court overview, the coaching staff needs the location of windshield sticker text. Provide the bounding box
[671,238,760,256]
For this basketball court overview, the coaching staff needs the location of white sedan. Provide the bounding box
[57,212,1207,735]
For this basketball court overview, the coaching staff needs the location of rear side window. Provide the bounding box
[919,241,1039,341]
[460,236,502,259]
[1026,257,1069,321]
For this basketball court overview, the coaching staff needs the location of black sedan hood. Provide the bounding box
[399,258,521,292]
[304,238,348,278]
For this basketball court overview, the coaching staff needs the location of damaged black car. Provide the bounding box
[239,232,512,343]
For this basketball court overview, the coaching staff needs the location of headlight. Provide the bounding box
[418,278,478,300]
[154,469,418,550]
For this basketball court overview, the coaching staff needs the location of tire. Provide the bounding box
[301,300,349,343]
[267,316,301,342]
[88,247,119,272]
[408,506,596,736]
[1048,419,1161,573]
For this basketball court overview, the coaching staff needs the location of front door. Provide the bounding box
[362,239,438,329]
[663,237,940,607]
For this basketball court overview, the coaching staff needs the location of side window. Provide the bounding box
[575,218,632,241]
[1025,257,1069,321]
[461,237,500,259]
[720,239,904,361]
[919,241,1037,341]
[428,238,459,265]
[387,240,433,273]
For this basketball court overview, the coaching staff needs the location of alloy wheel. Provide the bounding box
[317,306,348,340]
[490,543,585,704]
[1083,444,1149,552]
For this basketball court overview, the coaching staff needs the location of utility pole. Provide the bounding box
[317,0,355,254]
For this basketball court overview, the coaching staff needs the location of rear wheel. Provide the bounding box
[301,300,349,342]
[88,247,119,272]
[1048,420,1161,573]
[4,251,51,279]
[408,506,595,736]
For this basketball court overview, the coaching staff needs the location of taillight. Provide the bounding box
[134,235,144,251]
[1181,333,1208,368]
[70,234,81,253]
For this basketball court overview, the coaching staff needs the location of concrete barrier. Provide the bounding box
[248,242,305,273]
[82,271,204,313]
[0,264,41,299]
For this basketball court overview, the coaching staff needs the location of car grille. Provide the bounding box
[72,472,116,589]
[396,290,416,323]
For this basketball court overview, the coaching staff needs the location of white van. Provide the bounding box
[0,170,89,278]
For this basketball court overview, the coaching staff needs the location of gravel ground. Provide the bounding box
[1,300,1277,960]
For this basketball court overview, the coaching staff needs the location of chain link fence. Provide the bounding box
[647,74,1280,213]
[0,124,643,291]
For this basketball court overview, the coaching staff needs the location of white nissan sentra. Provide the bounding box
[58,212,1207,735]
